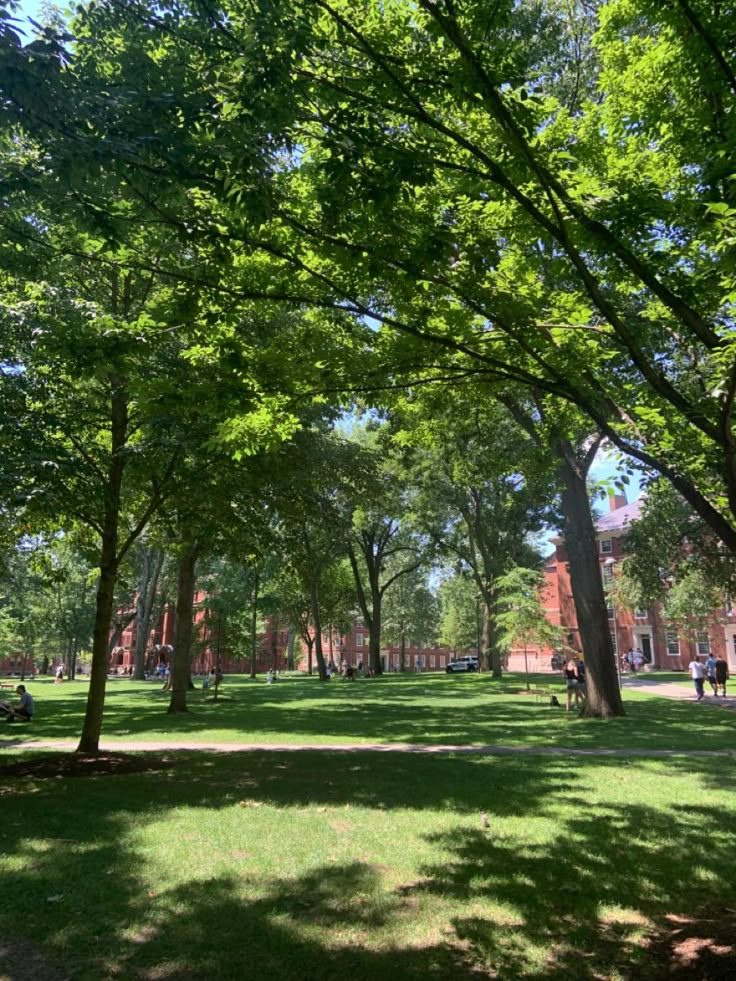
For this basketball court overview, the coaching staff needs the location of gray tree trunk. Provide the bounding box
[168,544,199,714]
[556,442,625,717]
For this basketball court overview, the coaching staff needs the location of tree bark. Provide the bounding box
[368,584,382,675]
[399,628,406,672]
[556,441,625,717]
[309,581,328,680]
[167,544,199,714]
[134,548,163,680]
[287,629,295,671]
[77,375,127,754]
[249,572,259,679]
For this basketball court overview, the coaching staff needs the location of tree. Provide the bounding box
[497,566,563,691]
[396,395,553,676]
[438,573,480,656]
[382,565,438,671]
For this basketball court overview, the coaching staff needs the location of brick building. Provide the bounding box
[108,593,289,675]
[518,492,736,674]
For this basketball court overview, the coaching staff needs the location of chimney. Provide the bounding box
[608,490,628,512]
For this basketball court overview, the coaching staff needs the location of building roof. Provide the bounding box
[596,498,642,535]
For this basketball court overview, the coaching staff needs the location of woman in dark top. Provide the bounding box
[564,658,583,712]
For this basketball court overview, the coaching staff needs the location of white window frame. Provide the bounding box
[696,631,711,656]
[600,539,613,554]
[665,630,680,656]
[634,608,647,619]
[602,565,614,586]
[610,631,618,653]
[356,633,364,647]
[606,603,615,620]
[430,654,436,669]
[726,596,734,617]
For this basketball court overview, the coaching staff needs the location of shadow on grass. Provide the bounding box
[9,674,736,753]
[1,752,735,978]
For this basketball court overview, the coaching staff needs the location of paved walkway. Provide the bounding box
[622,675,736,708]
[1,738,733,757]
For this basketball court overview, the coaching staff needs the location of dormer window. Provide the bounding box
[600,539,613,554]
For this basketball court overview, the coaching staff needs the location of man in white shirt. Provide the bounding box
[688,657,705,700]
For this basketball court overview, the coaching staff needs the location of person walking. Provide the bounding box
[688,656,706,701]
[705,653,718,695]
[715,657,729,697]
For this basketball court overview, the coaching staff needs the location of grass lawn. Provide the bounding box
[4,671,736,751]
[1,750,734,979]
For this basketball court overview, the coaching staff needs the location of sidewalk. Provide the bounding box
[1,737,733,757]
[622,675,736,708]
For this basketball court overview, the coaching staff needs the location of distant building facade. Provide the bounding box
[515,493,736,674]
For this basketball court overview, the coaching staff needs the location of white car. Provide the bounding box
[446,656,479,673]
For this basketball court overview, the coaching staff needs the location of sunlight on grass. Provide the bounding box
[2,752,734,979]
[6,672,736,752]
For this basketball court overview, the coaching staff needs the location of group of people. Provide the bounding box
[624,647,646,673]
[689,654,729,700]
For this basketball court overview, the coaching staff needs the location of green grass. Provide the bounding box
[4,671,736,751]
[1,750,735,979]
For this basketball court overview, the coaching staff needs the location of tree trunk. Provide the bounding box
[250,573,259,679]
[134,548,163,680]
[167,545,198,714]
[78,545,119,751]
[77,376,128,753]
[556,442,625,717]
[287,629,295,670]
[400,629,406,672]
[368,581,383,675]
[310,582,328,680]
[480,597,502,677]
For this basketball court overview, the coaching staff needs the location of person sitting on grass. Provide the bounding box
[0,684,35,722]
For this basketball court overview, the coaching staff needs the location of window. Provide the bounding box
[430,655,436,669]
[610,631,618,653]
[606,603,615,620]
[666,630,680,656]
[697,631,711,656]
[356,633,364,648]
[439,655,445,668]
[635,608,647,619]
[601,539,613,554]
[727,596,734,617]
[602,565,614,586]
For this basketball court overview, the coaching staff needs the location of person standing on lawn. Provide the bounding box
[715,657,729,697]
[0,684,35,721]
[705,653,718,695]
[688,656,706,701]
[564,657,583,712]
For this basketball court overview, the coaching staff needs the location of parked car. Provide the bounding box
[446,656,479,673]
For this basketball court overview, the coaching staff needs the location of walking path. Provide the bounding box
[1,737,733,757]
[622,675,736,708]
